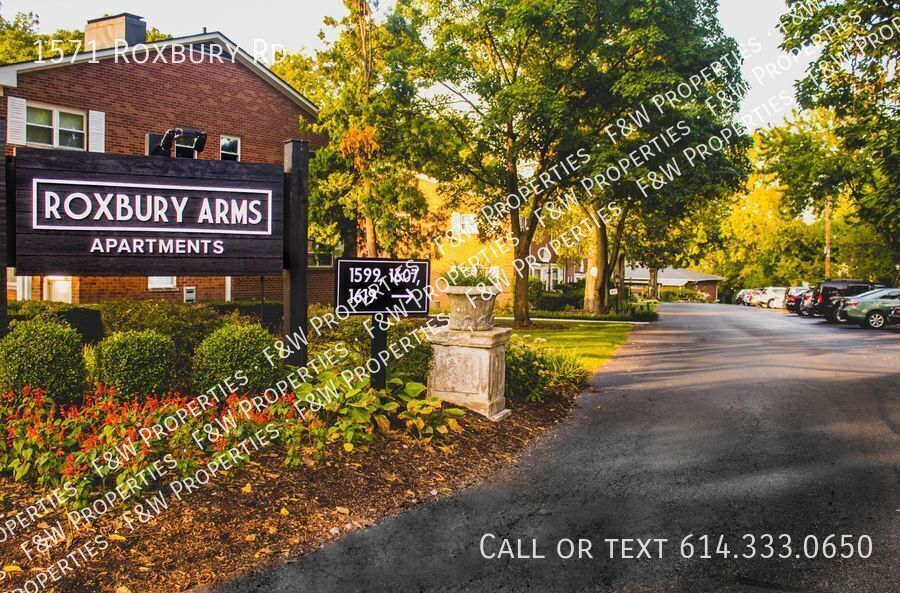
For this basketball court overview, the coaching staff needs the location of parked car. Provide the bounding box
[747,289,767,306]
[785,287,810,314]
[744,289,761,305]
[841,288,900,329]
[758,287,787,309]
[889,306,900,326]
[799,290,816,316]
[811,280,886,322]
[734,289,752,305]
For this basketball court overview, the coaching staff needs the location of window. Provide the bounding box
[220,136,240,161]
[174,136,196,159]
[308,242,335,268]
[148,277,177,290]
[450,212,478,236]
[25,105,85,149]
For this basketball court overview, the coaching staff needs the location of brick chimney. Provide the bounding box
[84,13,147,50]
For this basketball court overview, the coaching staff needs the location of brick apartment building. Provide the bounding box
[1,13,336,305]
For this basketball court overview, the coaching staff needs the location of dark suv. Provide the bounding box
[811,280,885,323]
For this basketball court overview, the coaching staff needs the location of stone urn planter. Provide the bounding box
[445,285,500,331]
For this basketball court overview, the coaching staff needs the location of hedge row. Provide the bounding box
[0,318,282,405]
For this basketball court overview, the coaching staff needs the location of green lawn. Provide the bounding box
[512,322,632,372]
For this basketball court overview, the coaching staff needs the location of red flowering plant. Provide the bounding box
[0,386,200,503]
[0,373,465,506]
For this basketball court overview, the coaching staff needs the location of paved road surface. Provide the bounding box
[211,304,900,592]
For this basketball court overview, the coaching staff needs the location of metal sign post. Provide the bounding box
[334,258,430,390]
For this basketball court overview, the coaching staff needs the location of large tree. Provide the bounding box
[407,0,748,323]
[683,139,895,298]
[780,0,899,255]
[576,0,749,313]
[758,109,856,277]
[272,1,439,258]
[0,7,81,63]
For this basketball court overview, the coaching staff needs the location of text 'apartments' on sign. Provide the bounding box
[14,148,284,275]
[335,258,430,316]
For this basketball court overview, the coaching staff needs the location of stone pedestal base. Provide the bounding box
[426,327,512,421]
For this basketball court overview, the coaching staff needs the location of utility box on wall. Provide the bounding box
[183,286,197,303]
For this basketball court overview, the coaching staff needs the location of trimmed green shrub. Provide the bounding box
[98,330,175,398]
[504,335,552,403]
[528,277,544,305]
[208,301,283,333]
[0,319,85,404]
[9,301,103,344]
[388,339,433,383]
[305,304,434,383]
[99,301,225,387]
[192,323,283,395]
[659,287,708,302]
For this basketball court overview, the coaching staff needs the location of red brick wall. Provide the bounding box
[1,46,322,160]
[3,44,329,304]
[232,269,334,306]
[75,276,226,303]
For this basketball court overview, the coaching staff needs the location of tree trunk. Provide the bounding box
[513,243,531,326]
[340,217,358,257]
[364,216,377,257]
[649,267,659,299]
[583,220,608,314]
[616,252,626,307]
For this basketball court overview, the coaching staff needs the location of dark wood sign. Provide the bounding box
[13,148,283,275]
[335,258,430,316]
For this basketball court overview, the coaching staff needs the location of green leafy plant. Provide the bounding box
[504,335,552,403]
[98,330,175,399]
[443,264,497,287]
[389,379,464,443]
[192,322,283,395]
[0,319,85,405]
[545,350,588,389]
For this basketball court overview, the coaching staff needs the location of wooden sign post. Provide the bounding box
[0,127,7,336]
[282,140,309,367]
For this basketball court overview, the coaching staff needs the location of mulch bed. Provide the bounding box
[0,395,574,592]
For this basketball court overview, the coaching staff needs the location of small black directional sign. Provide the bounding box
[335,258,430,316]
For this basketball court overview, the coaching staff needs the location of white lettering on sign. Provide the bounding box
[32,179,272,236]
[89,237,225,255]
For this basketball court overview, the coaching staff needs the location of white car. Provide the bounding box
[757,287,787,308]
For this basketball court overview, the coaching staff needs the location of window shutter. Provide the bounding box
[7,97,26,145]
[88,110,105,152]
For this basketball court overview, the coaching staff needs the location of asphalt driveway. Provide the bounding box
[208,304,899,593]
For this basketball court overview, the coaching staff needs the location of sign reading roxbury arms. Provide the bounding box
[14,148,284,275]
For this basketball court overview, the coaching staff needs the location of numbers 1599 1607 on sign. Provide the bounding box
[679,534,872,560]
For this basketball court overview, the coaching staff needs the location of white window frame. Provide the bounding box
[25,102,86,151]
[308,241,335,269]
[148,276,177,290]
[451,212,478,236]
[174,136,196,159]
[220,135,241,161]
